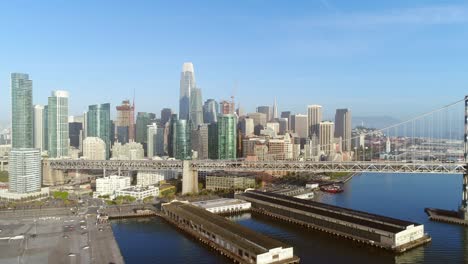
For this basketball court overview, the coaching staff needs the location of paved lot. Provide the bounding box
[0,208,124,264]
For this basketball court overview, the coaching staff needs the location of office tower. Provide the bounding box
[48,90,69,158]
[190,87,203,128]
[180,62,196,120]
[116,100,135,141]
[319,121,335,155]
[68,121,82,149]
[156,127,166,156]
[240,117,254,137]
[11,73,33,148]
[203,99,219,124]
[278,118,288,135]
[136,112,156,154]
[291,114,308,138]
[82,111,87,142]
[209,114,237,160]
[219,100,235,115]
[9,149,41,193]
[43,105,49,151]
[147,123,157,158]
[281,111,292,130]
[173,119,191,160]
[256,106,271,122]
[266,122,280,135]
[167,114,177,157]
[335,108,352,152]
[87,103,111,159]
[160,108,172,126]
[82,137,106,160]
[272,98,278,120]
[308,105,322,138]
[247,112,267,136]
[191,124,209,159]
[33,105,44,150]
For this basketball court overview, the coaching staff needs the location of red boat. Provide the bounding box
[320,184,344,193]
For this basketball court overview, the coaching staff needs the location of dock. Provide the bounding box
[161,201,300,264]
[425,208,468,226]
[236,190,431,253]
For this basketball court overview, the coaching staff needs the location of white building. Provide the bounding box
[147,123,157,158]
[83,137,106,160]
[111,141,144,160]
[266,122,279,135]
[94,175,131,198]
[115,185,159,200]
[192,198,251,214]
[137,171,166,187]
[33,105,44,151]
[9,148,41,193]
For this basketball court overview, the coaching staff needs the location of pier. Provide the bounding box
[161,201,300,264]
[236,190,431,253]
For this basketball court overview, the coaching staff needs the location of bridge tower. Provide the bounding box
[461,95,468,220]
[182,160,199,195]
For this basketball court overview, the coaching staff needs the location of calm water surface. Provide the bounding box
[112,173,468,264]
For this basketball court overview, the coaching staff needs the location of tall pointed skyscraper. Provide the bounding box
[179,62,196,121]
[272,98,278,121]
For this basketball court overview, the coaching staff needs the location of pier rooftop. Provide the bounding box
[163,201,299,263]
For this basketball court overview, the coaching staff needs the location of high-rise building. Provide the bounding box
[308,105,322,138]
[278,118,288,135]
[190,87,203,128]
[191,124,209,159]
[209,114,237,160]
[48,90,69,158]
[319,121,335,155]
[160,108,172,126]
[156,127,166,156]
[203,99,218,124]
[87,103,111,159]
[116,100,135,141]
[335,109,352,152]
[136,112,156,154]
[11,73,33,148]
[43,105,49,151]
[147,123,157,158]
[240,117,254,137]
[9,149,41,193]
[272,98,278,121]
[83,137,106,160]
[256,106,271,122]
[219,100,235,115]
[247,112,267,135]
[180,62,196,121]
[68,121,82,149]
[281,111,292,130]
[173,119,191,160]
[291,114,308,138]
[33,105,44,151]
[167,114,177,157]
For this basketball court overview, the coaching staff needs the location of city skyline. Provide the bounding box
[1,1,467,123]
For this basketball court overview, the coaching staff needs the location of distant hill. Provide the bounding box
[352,116,401,129]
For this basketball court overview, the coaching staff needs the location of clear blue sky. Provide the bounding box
[1,0,467,122]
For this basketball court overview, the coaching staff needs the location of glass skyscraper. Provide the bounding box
[173,119,191,160]
[11,73,33,148]
[48,90,69,158]
[179,62,196,121]
[190,87,203,128]
[136,112,156,149]
[87,103,111,159]
[203,99,219,124]
[209,114,237,160]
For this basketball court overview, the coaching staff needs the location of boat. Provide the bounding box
[320,184,344,193]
